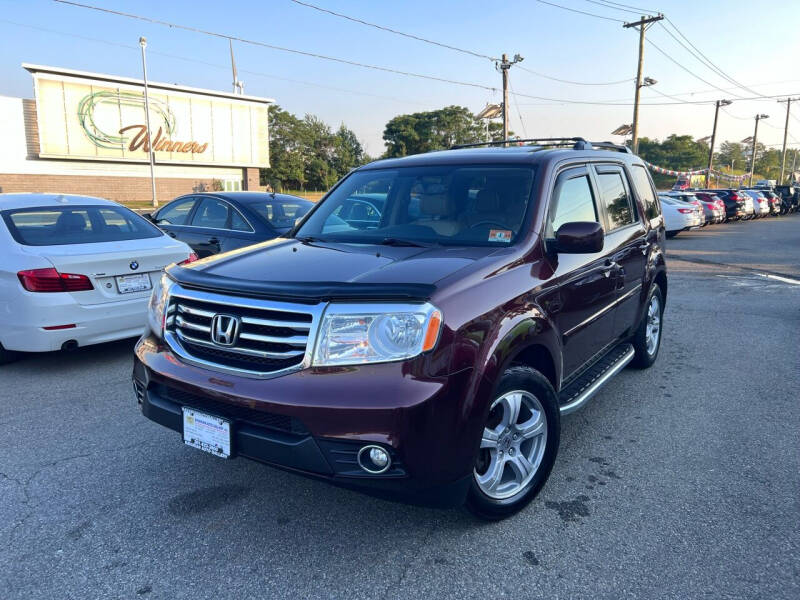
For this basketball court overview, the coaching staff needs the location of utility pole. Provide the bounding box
[749,114,769,187]
[706,99,731,188]
[139,37,157,208]
[778,98,800,183]
[497,53,523,146]
[623,14,664,154]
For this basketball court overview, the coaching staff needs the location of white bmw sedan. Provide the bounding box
[0,193,195,363]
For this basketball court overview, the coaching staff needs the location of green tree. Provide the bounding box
[262,105,306,191]
[383,106,485,157]
[636,134,710,188]
[715,141,746,173]
[261,105,367,192]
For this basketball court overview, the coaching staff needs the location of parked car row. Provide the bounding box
[658,184,795,238]
[0,191,313,364]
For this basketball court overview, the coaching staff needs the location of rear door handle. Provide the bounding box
[208,237,220,245]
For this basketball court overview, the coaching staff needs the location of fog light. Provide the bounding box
[357,445,391,474]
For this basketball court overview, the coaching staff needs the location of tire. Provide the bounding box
[666,231,679,239]
[630,284,664,369]
[0,343,20,365]
[465,366,560,520]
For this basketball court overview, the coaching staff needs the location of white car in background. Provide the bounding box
[0,194,195,363]
[659,194,703,238]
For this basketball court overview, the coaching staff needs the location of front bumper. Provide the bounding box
[133,335,476,507]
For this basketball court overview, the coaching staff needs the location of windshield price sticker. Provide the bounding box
[488,229,512,242]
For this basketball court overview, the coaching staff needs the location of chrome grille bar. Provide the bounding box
[163,282,324,379]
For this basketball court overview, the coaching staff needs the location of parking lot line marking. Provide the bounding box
[758,273,800,286]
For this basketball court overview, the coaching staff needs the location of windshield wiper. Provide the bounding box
[379,237,438,248]
[294,235,325,243]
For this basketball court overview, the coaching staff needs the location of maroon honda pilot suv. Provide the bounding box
[133,138,667,519]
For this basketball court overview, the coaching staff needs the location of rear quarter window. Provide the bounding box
[2,205,163,246]
[629,164,661,222]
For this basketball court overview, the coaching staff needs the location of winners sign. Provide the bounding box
[27,65,272,167]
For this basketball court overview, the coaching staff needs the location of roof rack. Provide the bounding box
[450,137,631,154]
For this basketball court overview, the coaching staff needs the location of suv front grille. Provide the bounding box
[164,284,323,378]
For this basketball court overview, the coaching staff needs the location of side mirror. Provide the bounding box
[142,212,155,222]
[552,221,604,254]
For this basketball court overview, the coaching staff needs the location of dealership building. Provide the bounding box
[0,64,273,204]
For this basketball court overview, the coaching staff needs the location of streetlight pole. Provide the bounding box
[705,99,731,188]
[623,13,664,154]
[749,114,769,187]
[139,37,157,208]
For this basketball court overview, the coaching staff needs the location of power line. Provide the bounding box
[32,3,800,112]
[291,0,631,88]
[516,64,632,86]
[52,1,499,93]
[662,17,763,98]
[0,19,440,109]
[646,36,742,97]
[508,78,528,137]
[534,0,625,23]
[288,0,497,61]
[721,107,752,121]
[582,0,643,16]
[589,0,661,13]
[657,20,760,99]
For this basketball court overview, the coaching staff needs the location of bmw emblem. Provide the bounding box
[129,261,139,271]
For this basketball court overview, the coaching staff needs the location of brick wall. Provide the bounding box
[0,173,231,205]
[243,167,259,191]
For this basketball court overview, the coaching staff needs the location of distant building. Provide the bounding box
[0,64,273,204]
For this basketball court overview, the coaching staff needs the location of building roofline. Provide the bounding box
[22,63,274,105]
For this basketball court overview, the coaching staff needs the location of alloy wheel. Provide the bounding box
[645,295,661,356]
[474,390,548,500]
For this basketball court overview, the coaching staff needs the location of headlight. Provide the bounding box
[312,303,442,366]
[147,273,173,338]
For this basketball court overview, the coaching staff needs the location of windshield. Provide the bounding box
[2,205,163,246]
[295,165,536,246]
[246,198,313,230]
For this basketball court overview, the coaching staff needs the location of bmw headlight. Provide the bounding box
[147,272,173,338]
[312,303,442,366]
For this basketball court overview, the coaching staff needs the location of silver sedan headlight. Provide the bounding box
[312,303,442,367]
[147,272,173,338]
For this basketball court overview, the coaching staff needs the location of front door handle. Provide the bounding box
[638,243,649,255]
[166,231,177,238]
[602,260,619,277]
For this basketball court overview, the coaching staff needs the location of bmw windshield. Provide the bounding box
[295,165,536,246]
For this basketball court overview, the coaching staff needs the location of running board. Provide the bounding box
[559,343,635,415]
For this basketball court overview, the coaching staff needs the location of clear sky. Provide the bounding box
[1,0,798,161]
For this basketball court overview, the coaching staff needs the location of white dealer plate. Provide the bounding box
[116,273,152,294]
[182,408,231,458]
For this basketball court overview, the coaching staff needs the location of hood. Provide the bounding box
[168,238,504,301]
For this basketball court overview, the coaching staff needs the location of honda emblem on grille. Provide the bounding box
[210,314,241,346]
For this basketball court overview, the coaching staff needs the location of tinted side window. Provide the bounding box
[230,209,251,232]
[547,174,597,238]
[156,198,195,225]
[191,198,230,229]
[596,172,634,231]
[630,165,660,221]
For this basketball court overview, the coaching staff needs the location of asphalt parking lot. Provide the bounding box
[2,215,799,600]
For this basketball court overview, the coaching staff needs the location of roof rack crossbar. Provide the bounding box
[450,137,631,153]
